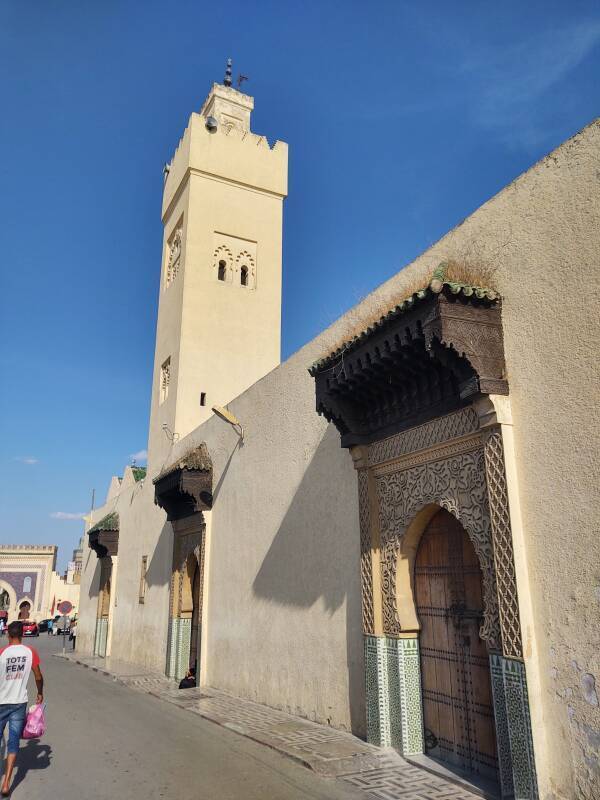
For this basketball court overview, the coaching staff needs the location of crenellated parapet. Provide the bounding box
[162,85,288,222]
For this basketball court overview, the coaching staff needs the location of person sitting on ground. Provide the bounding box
[178,666,196,689]
[0,621,44,797]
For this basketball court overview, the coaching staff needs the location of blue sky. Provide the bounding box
[1,1,599,570]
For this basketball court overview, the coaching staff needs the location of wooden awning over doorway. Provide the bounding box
[88,512,119,558]
[153,443,213,521]
[309,267,508,448]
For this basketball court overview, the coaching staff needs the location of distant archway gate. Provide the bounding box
[154,444,212,682]
[310,268,538,798]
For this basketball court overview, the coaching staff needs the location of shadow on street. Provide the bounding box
[11,741,52,793]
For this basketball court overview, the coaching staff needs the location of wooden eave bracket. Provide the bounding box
[312,293,508,447]
[154,468,213,521]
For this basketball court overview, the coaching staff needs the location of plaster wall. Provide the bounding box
[48,571,80,618]
[77,120,600,798]
[77,506,108,654]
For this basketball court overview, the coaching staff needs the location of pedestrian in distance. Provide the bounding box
[0,620,44,797]
[0,620,4,638]
[70,619,77,651]
[46,618,53,636]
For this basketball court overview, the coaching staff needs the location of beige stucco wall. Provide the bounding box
[47,571,80,618]
[78,119,600,799]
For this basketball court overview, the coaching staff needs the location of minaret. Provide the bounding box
[147,62,288,468]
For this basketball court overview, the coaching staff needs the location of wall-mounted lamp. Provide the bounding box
[162,423,179,443]
[212,406,244,442]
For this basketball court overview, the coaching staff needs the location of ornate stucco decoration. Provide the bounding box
[483,430,523,659]
[88,512,119,558]
[166,226,182,287]
[153,444,213,521]
[309,266,507,448]
[373,435,501,650]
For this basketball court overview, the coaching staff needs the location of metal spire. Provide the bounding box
[224,58,232,87]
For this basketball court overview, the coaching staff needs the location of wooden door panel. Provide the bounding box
[416,508,498,781]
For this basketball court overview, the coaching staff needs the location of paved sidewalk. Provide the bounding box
[56,651,481,799]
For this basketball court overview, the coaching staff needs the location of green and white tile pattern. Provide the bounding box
[166,617,192,681]
[364,634,424,756]
[94,618,108,658]
[490,653,539,799]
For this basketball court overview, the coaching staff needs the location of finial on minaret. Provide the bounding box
[224,58,232,87]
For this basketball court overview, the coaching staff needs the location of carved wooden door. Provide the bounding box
[415,508,498,781]
[189,560,201,674]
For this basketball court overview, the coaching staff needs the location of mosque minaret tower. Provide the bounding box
[147,61,288,468]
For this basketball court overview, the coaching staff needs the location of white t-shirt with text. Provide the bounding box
[0,644,40,704]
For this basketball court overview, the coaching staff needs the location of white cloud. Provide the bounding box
[15,456,39,464]
[129,449,148,463]
[462,20,600,146]
[50,511,86,520]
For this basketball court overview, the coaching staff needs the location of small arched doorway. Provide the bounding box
[94,557,112,657]
[180,554,201,679]
[415,508,498,782]
[0,590,10,613]
[18,601,31,620]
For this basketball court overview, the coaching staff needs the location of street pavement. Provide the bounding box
[2,635,363,800]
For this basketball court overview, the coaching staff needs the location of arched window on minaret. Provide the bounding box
[214,245,233,282]
[235,250,255,289]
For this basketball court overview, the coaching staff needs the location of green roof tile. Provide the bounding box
[309,263,499,375]
[88,511,119,535]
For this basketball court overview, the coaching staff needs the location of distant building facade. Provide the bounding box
[0,544,81,622]
[77,70,600,800]
[70,535,84,585]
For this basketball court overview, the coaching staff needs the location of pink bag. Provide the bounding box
[22,704,46,739]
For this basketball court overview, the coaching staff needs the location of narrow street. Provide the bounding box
[6,636,361,800]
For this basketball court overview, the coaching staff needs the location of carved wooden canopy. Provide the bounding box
[153,443,213,521]
[309,277,508,448]
[88,512,119,559]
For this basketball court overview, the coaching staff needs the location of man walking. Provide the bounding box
[0,621,44,796]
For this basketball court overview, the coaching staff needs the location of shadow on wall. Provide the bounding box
[145,436,241,591]
[252,423,365,736]
[87,557,101,601]
[146,521,173,589]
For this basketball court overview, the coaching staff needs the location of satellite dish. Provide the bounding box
[205,116,218,132]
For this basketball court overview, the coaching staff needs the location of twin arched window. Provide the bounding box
[218,260,248,286]
[214,247,255,287]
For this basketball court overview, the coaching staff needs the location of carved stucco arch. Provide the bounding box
[180,550,200,619]
[213,245,234,282]
[170,520,204,619]
[375,446,501,650]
